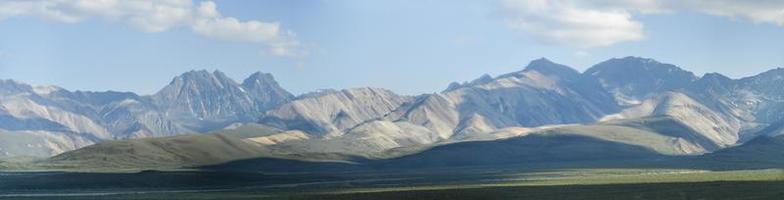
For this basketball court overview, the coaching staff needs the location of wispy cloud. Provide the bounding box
[625,0,784,26]
[500,0,784,48]
[500,0,644,48]
[0,0,306,58]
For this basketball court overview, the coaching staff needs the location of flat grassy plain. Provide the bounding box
[1,168,783,200]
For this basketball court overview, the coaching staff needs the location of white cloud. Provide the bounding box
[0,0,305,57]
[192,1,305,57]
[500,0,644,48]
[661,1,784,26]
[500,0,784,48]
[586,0,784,25]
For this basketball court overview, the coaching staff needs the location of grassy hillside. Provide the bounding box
[8,115,780,173]
[696,135,784,169]
[210,117,709,172]
[32,124,282,171]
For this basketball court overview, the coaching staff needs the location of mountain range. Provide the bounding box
[2,56,784,171]
[0,70,292,158]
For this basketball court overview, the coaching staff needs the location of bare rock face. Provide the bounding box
[242,72,295,112]
[260,88,413,137]
[387,58,618,140]
[150,70,295,133]
[152,70,257,122]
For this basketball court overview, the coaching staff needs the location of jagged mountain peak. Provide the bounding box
[157,70,242,98]
[152,70,293,123]
[178,69,212,79]
[241,71,294,111]
[241,71,288,93]
[243,72,275,84]
[171,69,234,87]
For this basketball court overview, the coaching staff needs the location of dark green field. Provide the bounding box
[293,181,784,200]
[2,169,783,200]
[4,181,784,200]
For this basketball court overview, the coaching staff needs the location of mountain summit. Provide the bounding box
[153,70,256,121]
[585,56,697,105]
[524,58,581,80]
[242,72,294,112]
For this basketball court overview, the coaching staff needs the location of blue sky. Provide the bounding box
[0,0,782,95]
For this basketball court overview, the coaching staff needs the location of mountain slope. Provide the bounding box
[602,92,742,150]
[42,124,283,169]
[381,58,618,141]
[260,88,413,136]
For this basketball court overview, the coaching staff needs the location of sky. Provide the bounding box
[0,0,782,95]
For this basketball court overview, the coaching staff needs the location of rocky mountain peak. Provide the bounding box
[523,58,580,79]
[153,70,254,121]
[172,70,236,89]
[585,57,697,103]
[241,71,294,111]
[242,72,276,86]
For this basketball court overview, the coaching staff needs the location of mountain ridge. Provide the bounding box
[0,69,294,158]
[3,56,784,173]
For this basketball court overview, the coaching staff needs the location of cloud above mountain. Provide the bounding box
[500,0,784,48]
[0,0,304,57]
[500,0,644,48]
